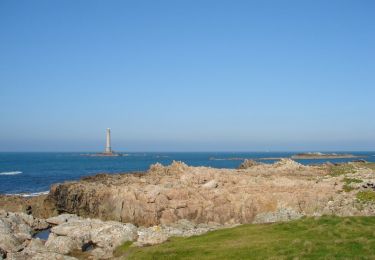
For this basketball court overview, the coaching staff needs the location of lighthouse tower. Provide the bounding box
[105,128,112,154]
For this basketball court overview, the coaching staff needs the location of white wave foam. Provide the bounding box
[0,171,22,176]
[5,191,49,197]
[21,191,49,197]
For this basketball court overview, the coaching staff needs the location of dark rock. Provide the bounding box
[238,159,258,169]
[26,205,32,215]
[0,247,6,259]
[353,159,367,163]
[324,162,334,166]
[82,241,95,252]
[334,163,342,166]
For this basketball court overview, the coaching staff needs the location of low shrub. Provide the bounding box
[343,177,363,184]
[329,165,356,176]
[356,191,375,202]
[343,184,355,192]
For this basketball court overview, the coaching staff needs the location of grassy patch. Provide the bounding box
[356,191,375,202]
[343,184,355,192]
[118,216,375,259]
[343,177,363,184]
[342,178,363,192]
[113,241,133,257]
[361,162,375,171]
[329,164,356,176]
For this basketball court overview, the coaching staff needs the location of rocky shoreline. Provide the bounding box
[1,210,228,259]
[1,159,375,259]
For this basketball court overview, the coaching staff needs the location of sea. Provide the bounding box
[0,152,374,196]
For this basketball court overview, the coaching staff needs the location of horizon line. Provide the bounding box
[0,150,374,153]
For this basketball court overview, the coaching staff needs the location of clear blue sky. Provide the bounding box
[0,0,374,152]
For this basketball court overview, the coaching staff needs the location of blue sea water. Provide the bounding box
[0,152,374,195]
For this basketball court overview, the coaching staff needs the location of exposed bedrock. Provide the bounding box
[46,159,374,227]
[0,194,56,219]
[0,210,230,259]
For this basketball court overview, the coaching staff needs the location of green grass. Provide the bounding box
[114,241,133,257]
[364,162,375,170]
[119,216,375,259]
[343,184,355,192]
[362,163,375,171]
[351,162,375,171]
[357,191,375,202]
[329,164,356,176]
[343,177,363,184]
[342,178,363,192]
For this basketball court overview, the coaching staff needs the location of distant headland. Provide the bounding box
[210,152,366,161]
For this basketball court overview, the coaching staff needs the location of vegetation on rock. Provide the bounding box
[361,162,375,171]
[329,164,356,176]
[342,177,363,192]
[356,191,375,202]
[342,184,355,192]
[343,177,363,184]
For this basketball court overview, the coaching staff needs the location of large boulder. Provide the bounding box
[135,219,228,247]
[202,180,218,189]
[238,159,258,169]
[253,208,303,224]
[0,211,49,255]
[46,214,81,225]
[135,226,169,247]
[274,158,304,170]
[45,234,78,255]
[8,242,78,260]
[47,217,137,258]
[149,161,189,175]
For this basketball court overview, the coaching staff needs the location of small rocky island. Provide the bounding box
[209,152,365,162]
[1,159,375,259]
[82,128,121,157]
[291,152,363,159]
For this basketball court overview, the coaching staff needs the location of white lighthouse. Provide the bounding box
[105,128,112,154]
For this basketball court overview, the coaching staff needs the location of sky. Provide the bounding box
[0,0,374,152]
